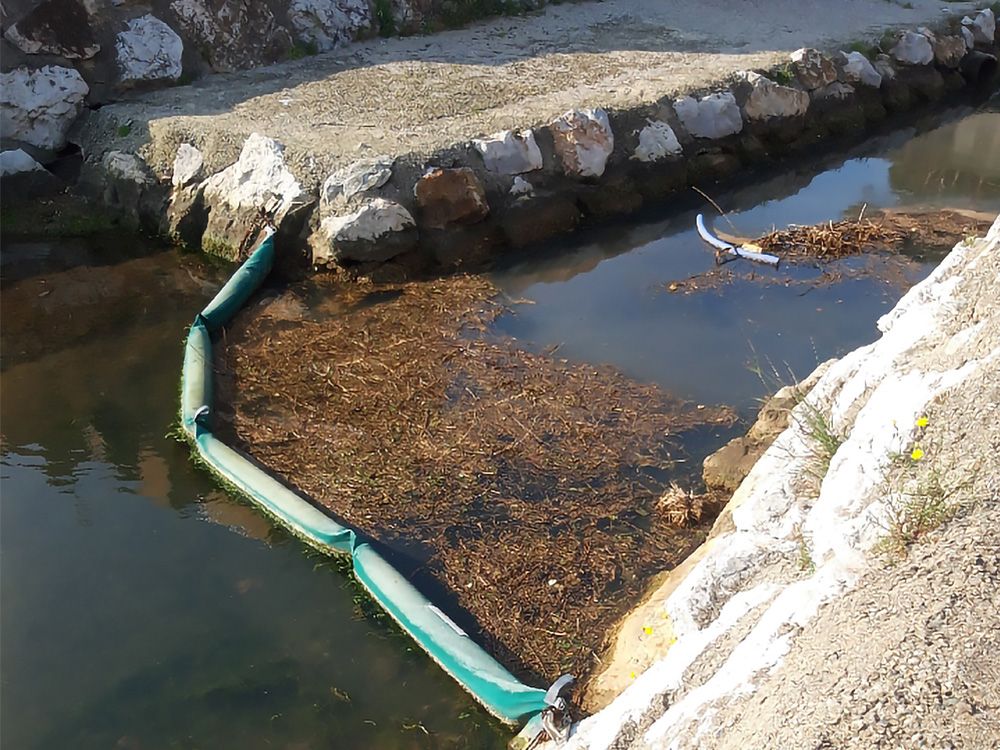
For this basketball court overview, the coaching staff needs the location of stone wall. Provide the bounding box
[63,9,999,281]
[3,7,998,276]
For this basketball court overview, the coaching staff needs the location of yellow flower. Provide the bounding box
[630,671,637,680]
[916,416,929,428]
[643,626,653,636]
[911,447,925,461]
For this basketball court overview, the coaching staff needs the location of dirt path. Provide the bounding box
[82,0,983,183]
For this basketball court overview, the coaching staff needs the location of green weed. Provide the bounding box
[771,63,796,86]
[878,29,898,53]
[287,40,319,60]
[847,39,875,57]
[875,469,957,559]
[375,0,396,36]
[793,400,845,488]
[793,526,816,574]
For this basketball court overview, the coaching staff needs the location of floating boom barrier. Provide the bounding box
[179,229,572,736]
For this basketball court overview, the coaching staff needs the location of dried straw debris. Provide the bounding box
[214,274,738,686]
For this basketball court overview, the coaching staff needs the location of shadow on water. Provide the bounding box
[0,238,507,750]
[491,100,1000,420]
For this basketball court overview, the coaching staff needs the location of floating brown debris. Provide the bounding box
[214,275,737,687]
[755,218,905,259]
[666,209,993,295]
[755,208,993,260]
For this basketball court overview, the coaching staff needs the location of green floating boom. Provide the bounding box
[180,231,550,725]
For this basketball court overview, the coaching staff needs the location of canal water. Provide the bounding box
[1,248,508,749]
[493,100,1000,418]
[2,101,997,749]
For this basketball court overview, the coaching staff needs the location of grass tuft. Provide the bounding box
[794,400,845,488]
[287,40,319,60]
[876,469,957,559]
[375,0,396,36]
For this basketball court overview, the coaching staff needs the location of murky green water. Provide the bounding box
[1,101,997,750]
[0,245,507,750]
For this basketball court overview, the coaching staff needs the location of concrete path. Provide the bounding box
[83,0,982,184]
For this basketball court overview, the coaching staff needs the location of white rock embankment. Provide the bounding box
[553,215,1000,749]
[0,65,89,155]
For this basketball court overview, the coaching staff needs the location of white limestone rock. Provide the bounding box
[837,51,882,88]
[391,0,417,28]
[0,147,58,193]
[510,175,534,197]
[891,31,934,66]
[116,14,183,85]
[3,0,101,60]
[172,143,204,188]
[0,148,47,176]
[91,150,163,228]
[288,0,373,52]
[0,65,89,153]
[963,9,996,46]
[320,156,393,206]
[632,120,682,162]
[738,71,810,121]
[203,134,303,217]
[790,47,838,90]
[315,198,416,264]
[548,108,614,178]
[673,92,743,139]
[562,218,1000,750]
[102,150,154,185]
[169,0,289,72]
[472,129,543,174]
[199,134,304,256]
[961,25,976,49]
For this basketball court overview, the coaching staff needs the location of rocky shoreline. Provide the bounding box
[538,215,1000,749]
[2,4,998,280]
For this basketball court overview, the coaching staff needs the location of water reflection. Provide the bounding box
[492,103,1000,417]
[889,110,1000,204]
[0,239,506,750]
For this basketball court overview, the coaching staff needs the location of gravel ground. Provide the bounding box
[709,505,1000,749]
[705,292,1000,749]
[78,0,983,182]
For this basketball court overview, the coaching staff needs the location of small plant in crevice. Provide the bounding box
[875,415,968,560]
[287,40,319,60]
[875,469,957,560]
[792,525,816,574]
[771,63,796,86]
[877,28,899,54]
[794,399,845,489]
[847,39,876,57]
[374,0,396,37]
